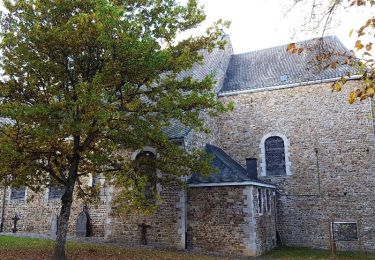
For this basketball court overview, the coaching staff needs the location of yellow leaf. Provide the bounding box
[331,62,337,69]
[355,40,364,50]
[334,81,342,91]
[287,43,296,53]
[348,92,357,104]
[366,87,375,95]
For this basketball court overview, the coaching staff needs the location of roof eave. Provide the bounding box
[218,75,363,97]
[188,181,275,189]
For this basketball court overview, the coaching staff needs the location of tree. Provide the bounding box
[287,0,374,103]
[0,1,230,259]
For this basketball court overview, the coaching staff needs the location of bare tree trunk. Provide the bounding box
[53,177,76,260]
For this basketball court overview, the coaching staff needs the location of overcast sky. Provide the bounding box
[181,0,373,54]
[0,0,372,55]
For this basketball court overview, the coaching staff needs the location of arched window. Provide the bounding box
[135,151,157,201]
[48,185,65,200]
[265,136,286,176]
[260,133,291,177]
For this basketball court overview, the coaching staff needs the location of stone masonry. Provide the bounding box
[0,186,108,237]
[218,80,375,251]
[0,35,374,257]
[187,185,276,256]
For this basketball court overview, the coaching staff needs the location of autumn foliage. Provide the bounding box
[287,0,375,104]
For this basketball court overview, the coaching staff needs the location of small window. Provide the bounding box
[136,151,157,201]
[266,190,271,213]
[92,176,107,197]
[265,136,286,176]
[257,188,263,214]
[280,74,288,82]
[48,186,65,200]
[10,187,26,200]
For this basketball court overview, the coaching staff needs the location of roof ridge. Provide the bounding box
[220,35,358,93]
[231,35,339,57]
[188,143,274,186]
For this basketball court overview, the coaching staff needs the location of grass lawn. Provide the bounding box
[1,236,375,259]
[0,235,226,260]
[266,246,375,260]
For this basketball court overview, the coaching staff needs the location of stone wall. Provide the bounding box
[0,185,109,237]
[252,187,277,254]
[187,185,276,256]
[88,198,109,237]
[218,80,375,251]
[107,183,185,249]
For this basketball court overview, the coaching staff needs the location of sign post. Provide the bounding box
[331,220,359,256]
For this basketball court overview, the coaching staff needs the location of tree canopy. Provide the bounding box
[287,0,374,104]
[0,0,229,259]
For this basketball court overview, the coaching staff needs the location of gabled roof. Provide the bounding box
[178,46,228,82]
[178,35,233,86]
[163,36,233,140]
[220,35,359,94]
[188,144,274,188]
[162,119,191,140]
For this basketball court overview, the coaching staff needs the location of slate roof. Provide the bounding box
[188,144,274,187]
[162,119,191,140]
[178,35,233,83]
[220,35,359,93]
[164,36,232,139]
[166,36,358,138]
[0,117,14,126]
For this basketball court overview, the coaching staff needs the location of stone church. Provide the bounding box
[0,35,374,257]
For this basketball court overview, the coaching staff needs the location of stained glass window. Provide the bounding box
[136,151,157,201]
[265,136,286,176]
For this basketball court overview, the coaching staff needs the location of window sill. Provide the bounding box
[262,175,291,179]
[9,199,26,203]
[47,198,62,202]
[256,212,273,217]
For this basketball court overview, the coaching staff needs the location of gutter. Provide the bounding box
[188,181,275,189]
[218,75,363,97]
[0,186,6,232]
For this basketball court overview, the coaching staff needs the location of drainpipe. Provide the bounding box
[0,186,7,232]
[182,139,188,250]
[315,148,321,195]
[184,176,188,249]
[370,97,375,155]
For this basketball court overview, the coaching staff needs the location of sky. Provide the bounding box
[0,0,372,55]
[179,0,373,54]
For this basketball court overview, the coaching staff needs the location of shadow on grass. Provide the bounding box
[0,235,228,260]
[266,246,375,260]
